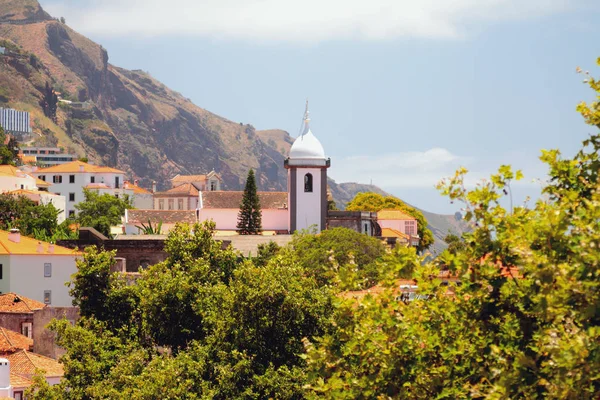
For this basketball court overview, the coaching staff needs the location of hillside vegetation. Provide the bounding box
[0,0,287,191]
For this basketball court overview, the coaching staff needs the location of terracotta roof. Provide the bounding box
[377,209,416,221]
[0,328,33,353]
[84,183,111,189]
[478,254,522,278]
[124,181,151,195]
[154,183,199,197]
[35,178,51,187]
[34,160,124,174]
[126,209,197,225]
[380,227,410,240]
[171,173,221,184]
[6,350,64,377]
[0,293,46,314]
[0,231,80,255]
[0,165,23,177]
[9,189,60,197]
[202,191,288,209]
[10,372,33,388]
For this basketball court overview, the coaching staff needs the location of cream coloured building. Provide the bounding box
[0,230,79,307]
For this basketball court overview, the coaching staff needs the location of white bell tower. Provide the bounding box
[285,102,330,233]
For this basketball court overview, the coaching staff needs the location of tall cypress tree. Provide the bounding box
[237,169,262,235]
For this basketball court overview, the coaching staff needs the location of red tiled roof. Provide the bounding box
[380,227,409,240]
[0,328,33,353]
[126,209,196,225]
[171,173,221,184]
[34,160,124,174]
[123,181,151,194]
[84,183,110,189]
[201,191,288,209]
[6,350,63,377]
[0,293,46,314]
[10,372,32,388]
[154,183,199,197]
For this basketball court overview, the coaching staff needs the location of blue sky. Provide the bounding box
[40,0,600,213]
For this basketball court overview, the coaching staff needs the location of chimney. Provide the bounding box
[79,164,84,172]
[134,179,139,186]
[152,181,157,193]
[0,358,12,397]
[36,242,44,254]
[8,228,20,243]
[48,243,55,254]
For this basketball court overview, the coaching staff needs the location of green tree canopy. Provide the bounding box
[303,57,600,399]
[292,227,388,291]
[75,189,132,236]
[237,169,262,234]
[0,126,19,165]
[346,192,434,252]
[0,193,59,238]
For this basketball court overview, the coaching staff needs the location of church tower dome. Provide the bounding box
[285,101,331,233]
[289,114,326,159]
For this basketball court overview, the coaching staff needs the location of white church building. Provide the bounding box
[193,105,330,234]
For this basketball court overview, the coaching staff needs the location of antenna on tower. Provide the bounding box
[297,98,310,138]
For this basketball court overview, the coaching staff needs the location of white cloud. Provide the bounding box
[43,0,576,42]
[329,147,467,188]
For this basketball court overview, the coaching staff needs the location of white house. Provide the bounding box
[0,165,39,193]
[32,160,128,218]
[171,171,222,192]
[124,180,153,209]
[8,189,67,224]
[0,229,79,307]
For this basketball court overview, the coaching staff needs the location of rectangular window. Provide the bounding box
[210,181,216,191]
[21,322,32,339]
[39,175,46,181]
[44,262,52,277]
[68,210,75,218]
[0,264,3,279]
[43,290,51,305]
[53,175,62,184]
[69,193,75,202]
[13,390,23,400]
[168,199,174,210]
[69,175,75,183]
[115,176,120,189]
[178,199,184,210]
[115,194,119,199]
[90,176,95,183]
[158,199,164,210]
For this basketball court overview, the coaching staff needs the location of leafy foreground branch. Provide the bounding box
[27,58,600,399]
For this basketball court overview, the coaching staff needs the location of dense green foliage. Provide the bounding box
[0,193,60,238]
[292,227,387,290]
[237,169,262,234]
[31,221,334,398]
[75,189,132,236]
[0,126,19,165]
[302,58,600,399]
[26,58,600,400]
[346,192,434,252]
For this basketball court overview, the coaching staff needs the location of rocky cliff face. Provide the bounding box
[0,1,287,191]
